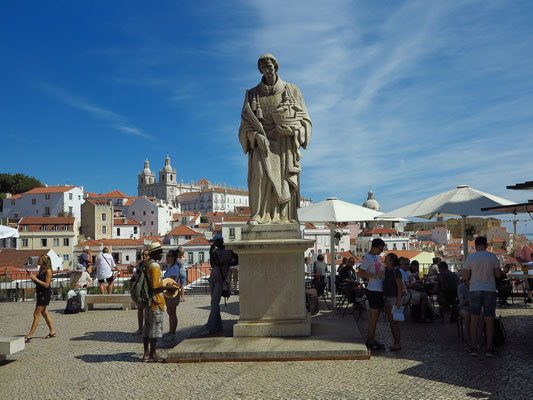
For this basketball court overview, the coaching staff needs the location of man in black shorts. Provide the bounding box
[357,238,386,350]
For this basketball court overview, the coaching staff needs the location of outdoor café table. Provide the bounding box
[507,271,533,307]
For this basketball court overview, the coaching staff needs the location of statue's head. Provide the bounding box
[257,53,279,74]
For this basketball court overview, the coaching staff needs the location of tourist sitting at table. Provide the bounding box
[436,261,459,322]
[338,257,360,287]
[401,258,431,322]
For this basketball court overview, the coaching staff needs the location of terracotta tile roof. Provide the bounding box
[183,237,211,246]
[491,238,506,242]
[166,224,201,237]
[361,228,399,236]
[223,216,249,222]
[92,190,129,198]
[325,251,358,265]
[113,218,140,225]
[197,223,210,228]
[84,192,97,197]
[350,238,357,245]
[173,212,198,221]
[305,223,316,229]
[196,178,209,185]
[416,230,431,235]
[8,194,22,200]
[75,239,142,247]
[19,217,75,227]
[384,250,423,259]
[0,249,49,269]
[85,199,112,206]
[24,186,76,194]
[138,235,164,242]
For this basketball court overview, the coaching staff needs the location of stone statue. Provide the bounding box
[238,54,312,225]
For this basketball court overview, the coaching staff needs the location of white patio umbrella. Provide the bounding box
[0,225,19,240]
[379,185,516,259]
[298,197,384,305]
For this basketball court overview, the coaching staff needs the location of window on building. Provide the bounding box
[126,255,130,261]
[134,227,138,234]
[11,200,15,206]
[151,211,154,214]
[102,226,107,234]
[53,238,59,246]
[132,211,135,216]
[151,221,154,226]
[185,235,191,240]
[41,225,48,231]
[44,207,51,216]
[326,249,329,253]
[53,225,59,231]
[229,228,235,239]
[32,198,37,205]
[117,228,121,236]
[393,243,397,250]
[41,239,47,247]
[45,194,50,200]
[21,239,28,247]
[188,252,194,263]
[143,221,146,225]
[63,238,69,246]
[69,193,73,200]
[13,213,18,219]
[143,211,146,216]
[199,252,205,262]
[68,206,73,215]
[63,225,69,231]
[101,213,107,221]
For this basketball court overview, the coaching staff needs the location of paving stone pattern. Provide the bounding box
[1,295,532,400]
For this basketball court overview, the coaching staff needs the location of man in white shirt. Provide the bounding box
[67,263,93,311]
[462,237,502,356]
[357,238,386,351]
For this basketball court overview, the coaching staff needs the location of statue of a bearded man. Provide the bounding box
[238,54,312,225]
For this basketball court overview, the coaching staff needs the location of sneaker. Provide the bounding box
[366,341,385,351]
[485,348,498,357]
[468,347,479,356]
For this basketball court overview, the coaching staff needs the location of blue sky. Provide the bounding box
[2,1,533,232]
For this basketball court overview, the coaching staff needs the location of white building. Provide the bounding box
[113,217,140,240]
[2,186,85,221]
[182,236,211,265]
[165,224,202,246]
[177,187,250,214]
[302,225,351,259]
[171,212,201,229]
[221,216,249,241]
[124,196,175,237]
[431,227,450,245]
[354,228,410,257]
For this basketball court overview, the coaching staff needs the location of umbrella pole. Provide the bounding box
[330,223,336,307]
[462,215,468,261]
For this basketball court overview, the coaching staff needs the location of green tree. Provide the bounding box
[0,173,42,212]
[200,216,209,223]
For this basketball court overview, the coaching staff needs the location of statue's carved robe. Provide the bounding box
[238,76,312,224]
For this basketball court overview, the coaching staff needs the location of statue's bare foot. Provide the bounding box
[248,219,259,225]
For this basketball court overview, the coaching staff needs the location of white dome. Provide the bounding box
[362,187,381,212]
[142,158,152,175]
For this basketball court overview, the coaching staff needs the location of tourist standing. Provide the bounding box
[201,234,238,336]
[176,247,187,302]
[142,242,176,362]
[163,249,180,341]
[357,238,386,351]
[131,249,149,334]
[96,247,118,294]
[79,245,92,273]
[313,254,327,283]
[25,254,56,342]
[383,253,404,351]
[462,237,502,356]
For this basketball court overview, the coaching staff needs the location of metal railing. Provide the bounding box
[0,263,214,302]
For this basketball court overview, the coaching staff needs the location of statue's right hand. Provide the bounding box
[255,134,269,151]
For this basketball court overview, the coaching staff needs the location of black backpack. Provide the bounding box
[493,315,506,347]
[65,293,82,314]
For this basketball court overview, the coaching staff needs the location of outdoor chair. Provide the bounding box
[438,292,459,324]
[341,286,366,321]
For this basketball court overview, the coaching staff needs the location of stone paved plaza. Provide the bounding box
[1,294,532,400]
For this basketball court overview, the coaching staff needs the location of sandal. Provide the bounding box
[43,332,56,339]
[146,355,166,363]
[24,336,32,343]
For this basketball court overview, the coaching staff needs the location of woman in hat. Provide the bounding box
[25,254,56,342]
[162,249,180,341]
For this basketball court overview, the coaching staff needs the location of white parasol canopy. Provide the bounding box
[298,197,389,306]
[0,225,19,240]
[380,185,516,258]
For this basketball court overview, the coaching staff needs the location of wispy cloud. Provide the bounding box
[33,81,152,139]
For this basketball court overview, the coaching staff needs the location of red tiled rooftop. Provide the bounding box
[223,216,249,222]
[19,217,75,225]
[75,239,142,247]
[92,190,129,198]
[166,224,201,237]
[183,237,211,246]
[24,186,76,194]
[0,249,49,268]
[416,230,431,235]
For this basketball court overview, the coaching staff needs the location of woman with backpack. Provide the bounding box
[383,253,407,351]
[24,254,56,342]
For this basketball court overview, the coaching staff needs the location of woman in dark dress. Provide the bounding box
[25,254,56,342]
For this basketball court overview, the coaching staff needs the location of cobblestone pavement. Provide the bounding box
[1,294,532,400]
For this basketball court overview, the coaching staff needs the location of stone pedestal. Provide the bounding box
[225,223,314,337]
